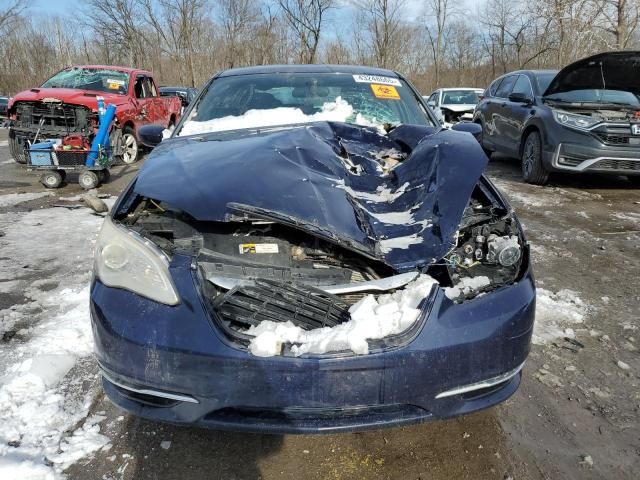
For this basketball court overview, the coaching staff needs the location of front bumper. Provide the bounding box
[549,142,640,175]
[90,254,535,434]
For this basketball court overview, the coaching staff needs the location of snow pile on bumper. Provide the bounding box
[247,274,438,357]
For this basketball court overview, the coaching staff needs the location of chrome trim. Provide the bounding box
[101,369,199,404]
[435,362,525,399]
[551,143,640,171]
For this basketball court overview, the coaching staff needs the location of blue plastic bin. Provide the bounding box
[29,141,58,166]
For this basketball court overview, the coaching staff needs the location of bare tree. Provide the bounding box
[601,0,640,48]
[0,0,27,32]
[277,0,335,63]
[424,0,455,87]
[216,0,260,68]
[352,0,407,69]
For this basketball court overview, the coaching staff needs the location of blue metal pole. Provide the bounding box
[86,104,116,167]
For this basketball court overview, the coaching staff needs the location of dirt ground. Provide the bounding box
[1,127,638,479]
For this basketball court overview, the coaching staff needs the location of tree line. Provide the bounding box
[1,0,639,96]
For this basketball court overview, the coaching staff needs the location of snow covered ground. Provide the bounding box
[0,194,113,479]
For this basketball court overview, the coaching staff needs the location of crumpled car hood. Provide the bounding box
[134,122,488,269]
[544,51,640,97]
[9,88,128,111]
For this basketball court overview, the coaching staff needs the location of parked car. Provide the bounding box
[7,65,182,164]
[0,96,8,117]
[159,86,198,111]
[425,88,484,125]
[474,51,640,185]
[91,64,535,434]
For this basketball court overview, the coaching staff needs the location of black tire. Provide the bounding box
[627,175,640,187]
[40,170,63,189]
[121,126,139,164]
[9,129,28,164]
[521,131,549,185]
[98,169,111,183]
[79,170,100,190]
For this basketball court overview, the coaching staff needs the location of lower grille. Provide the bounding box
[593,159,640,171]
[212,278,351,330]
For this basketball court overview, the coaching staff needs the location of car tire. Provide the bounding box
[79,170,100,190]
[521,131,549,185]
[627,175,640,187]
[98,169,111,183]
[9,129,28,164]
[121,126,139,164]
[40,170,63,189]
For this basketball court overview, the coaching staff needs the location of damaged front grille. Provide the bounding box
[13,101,94,135]
[212,278,351,330]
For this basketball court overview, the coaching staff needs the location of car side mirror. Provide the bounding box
[138,124,165,148]
[427,101,436,107]
[508,92,532,104]
[451,122,482,141]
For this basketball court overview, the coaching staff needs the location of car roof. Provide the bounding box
[62,65,151,76]
[217,64,401,78]
[439,87,483,91]
[499,69,558,77]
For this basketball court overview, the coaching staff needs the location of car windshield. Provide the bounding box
[535,72,557,94]
[545,88,640,106]
[41,67,130,95]
[441,90,480,105]
[177,72,431,136]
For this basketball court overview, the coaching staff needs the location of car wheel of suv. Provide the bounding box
[627,175,640,187]
[522,131,549,185]
[121,127,139,164]
[9,130,27,164]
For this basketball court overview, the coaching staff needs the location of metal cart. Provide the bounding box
[27,146,113,190]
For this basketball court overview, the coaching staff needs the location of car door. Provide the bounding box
[133,75,154,125]
[505,74,535,155]
[146,77,168,125]
[479,78,504,148]
[491,74,518,152]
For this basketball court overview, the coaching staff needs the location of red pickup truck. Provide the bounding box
[7,65,182,164]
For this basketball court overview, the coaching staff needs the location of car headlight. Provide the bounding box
[94,217,180,305]
[552,110,599,130]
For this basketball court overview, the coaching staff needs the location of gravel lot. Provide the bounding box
[0,126,638,479]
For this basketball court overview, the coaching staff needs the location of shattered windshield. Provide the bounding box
[41,67,130,95]
[177,72,431,136]
[441,90,480,105]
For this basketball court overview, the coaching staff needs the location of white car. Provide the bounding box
[424,88,484,125]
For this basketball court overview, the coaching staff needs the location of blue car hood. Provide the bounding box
[134,122,487,270]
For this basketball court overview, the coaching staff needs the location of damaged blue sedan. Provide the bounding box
[90,65,535,434]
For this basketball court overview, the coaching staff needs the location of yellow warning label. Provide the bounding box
[238,243,279,254]
[108,82,121,90]
[370,84,400,100]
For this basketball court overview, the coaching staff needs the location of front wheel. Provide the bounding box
[121,127,139,164]
[9,129,28,164]
[521,131,549,185]
[40,170,63,189]
[79,170,100,190]
[627,175,640,187]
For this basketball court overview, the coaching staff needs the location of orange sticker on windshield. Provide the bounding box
[371,84,400,100]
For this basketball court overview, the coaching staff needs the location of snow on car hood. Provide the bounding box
[133,122,488,269]
[543,51,640,97]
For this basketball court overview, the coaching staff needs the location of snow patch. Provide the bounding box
[247,274,438,357]
[179,97,381,136]
[0,192,52,208]
[444,276,491,300]
[335,180,411,203]
[533,288,588,345]
[0,205,113,478]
